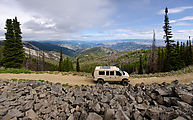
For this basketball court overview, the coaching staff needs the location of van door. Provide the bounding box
[105,71,111,81]
[116,71,122,81]
[109,71,116,81]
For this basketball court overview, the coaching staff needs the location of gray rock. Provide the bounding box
[173,116,187,120]
[136,96,143,104]
[104,109,115,120]
[68,114,75,120]
[39,93,46,99]
[0,108,8,116]
[3,109,24,119]
[94,103,101,113]
[133,109,143,120]
[101,95,109,103]
[74,97,84,105]
[34,103,42,111]
[115,109,130,120]
[20,100,34,112]
[79,110,88,120]
[25,109,39,119]
[86,112,103,120]
[114,95,127,106]
[145,107,162,120]
[175,89,193,105]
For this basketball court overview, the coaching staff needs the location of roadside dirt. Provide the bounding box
[0,72,192,86]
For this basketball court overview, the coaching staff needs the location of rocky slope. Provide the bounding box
[0,79,193,120]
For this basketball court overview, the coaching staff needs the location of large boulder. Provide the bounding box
[86,112,103,120]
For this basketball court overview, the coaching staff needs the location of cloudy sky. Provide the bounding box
[0,0,193,41]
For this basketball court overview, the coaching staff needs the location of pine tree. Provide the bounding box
[59,47,63,71]
[157,47,162,71]
[70,60,73,71]
[150,30,157,73]
[189,39,192,64]
[174,41,181,70]
[161,48,165,72]
[179,42,184,67]
[3,17,25,68]
[185,40,189,66]
[138,54,143,74]
[63,57,71,72]
[76,58,80,72]
[163,7,175,71]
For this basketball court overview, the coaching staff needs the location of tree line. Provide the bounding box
[58,47,80,72]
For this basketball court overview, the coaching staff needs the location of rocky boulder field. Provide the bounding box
[0,79,193,120]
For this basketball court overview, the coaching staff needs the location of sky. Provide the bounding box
[0,0,193,41]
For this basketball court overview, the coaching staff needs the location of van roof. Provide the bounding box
[95,66,119,71]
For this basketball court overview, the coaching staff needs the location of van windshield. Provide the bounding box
[119,70,124,75]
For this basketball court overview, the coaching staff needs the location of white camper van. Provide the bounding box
[93,66,130,86]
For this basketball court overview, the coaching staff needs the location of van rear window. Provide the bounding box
[99,71,105,75]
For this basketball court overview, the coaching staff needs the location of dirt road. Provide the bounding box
[0,72,192,86]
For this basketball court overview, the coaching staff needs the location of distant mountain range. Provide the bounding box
[0,39,165,59]
[38,39,162,52]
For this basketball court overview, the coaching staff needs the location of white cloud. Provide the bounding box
[173,22,193,27]
[158,6,193,14]
[0,0,114,41]
[173,29,193,40]
[170,16,193,23]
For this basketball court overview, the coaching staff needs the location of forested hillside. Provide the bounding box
[25,41,75,57]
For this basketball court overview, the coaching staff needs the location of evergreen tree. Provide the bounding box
[173,41,181,70]
[163,7,175,71]
[66,57,70,72]
[3,17,25,68]
[179,42,185,68]
[157,47,162,71]
[189,39,193,64]
[185,40,189,66]
[70,60,73,71]
[149,30,157,73]
[138,54,143,74]
[161,48,165,72]
[76,58,80,72]
[59,47,63,71]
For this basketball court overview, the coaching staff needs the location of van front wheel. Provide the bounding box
[97,79,104,84]
[122,79,128,86]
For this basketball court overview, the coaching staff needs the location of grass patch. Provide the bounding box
[62,83,69,87]
[0,68,33,74]
[75,85,80,88]
[81,84,85,88]
[11,78,18,81]
[62,83,72,88]
[38,80,45,82]
[56,82,61,85]
[11,78,28,82]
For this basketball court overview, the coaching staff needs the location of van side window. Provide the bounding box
[110,71,114,75]
[116,71,121,76]
[106,71,109,75]
[99,71,105,75]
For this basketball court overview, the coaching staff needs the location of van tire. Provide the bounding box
[122,79,128,86]
[97,79,104,84]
